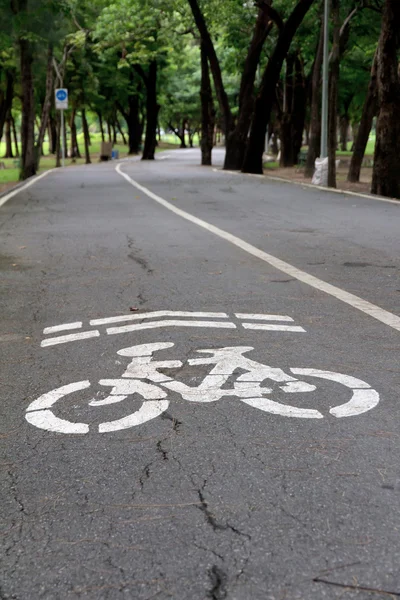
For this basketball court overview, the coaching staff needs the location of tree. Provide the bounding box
[371,0,400,199]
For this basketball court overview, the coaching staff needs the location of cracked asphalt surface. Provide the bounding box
[1,148,400,599]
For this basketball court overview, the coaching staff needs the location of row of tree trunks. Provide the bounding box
[200,41,215,166]
[242,0,316,174]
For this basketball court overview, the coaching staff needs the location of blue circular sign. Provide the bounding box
[56,89,67,101]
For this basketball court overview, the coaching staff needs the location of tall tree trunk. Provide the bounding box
[112,121,117,144]
[339,115,349,151]
[187,0,233,138]
[82,109,91,164]
[371,0,400,199]
[107,120,112,143]
[242,0,316,174]
[200,41,215,166]
[97,111,105,142]
[11,115,19,157]
[223,5,273,170]
[348,51,378,182]
[279,55,295,167]
[4,114,13,158]
[55,112,61,168]
[180,120,187,148]
[49,114,57,154]
[327,0,340,188]
[305,22,324,177]
[119,93,142,154]
[70,108,81,159]
[19,37,36,179]
[116,117,127,145]
[142,61,159,161]
[34,44,53,170]
[0,71,14,143]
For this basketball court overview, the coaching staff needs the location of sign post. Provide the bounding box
[55,89,68,167]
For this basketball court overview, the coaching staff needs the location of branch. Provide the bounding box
[256,1,284,30]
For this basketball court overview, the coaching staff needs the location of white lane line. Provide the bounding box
[107,320,236,335]
[90,310,228,326]
[116,163,400,333]
[0,169,54,209]
[41,330,100,347]
[235,313,294,321]
[43,322,83,334]
[242,324,306,332]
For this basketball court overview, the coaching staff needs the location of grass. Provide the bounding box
[0,132,184,188]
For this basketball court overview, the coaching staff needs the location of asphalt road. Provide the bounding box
[1,148,400,600]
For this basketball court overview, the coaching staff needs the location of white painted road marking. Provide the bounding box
[41,330,100,347]
[26,343,380,435]
[43,322,83,334]
[40,312,306,347]
[242,324,306,332]
[106,320,237,336]
[116,163,400,333]
[90,311,229,326]
[235,314,294,321]
[0,169,54,209]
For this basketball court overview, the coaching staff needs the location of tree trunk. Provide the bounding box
[4,114,13,158]
[34,44,53,170]
[112,121,117,145]
[339,115,349,151]
[223,6,273,170]
[348,51,378,182]
[97,111,105,142]
[116,117,127,145]
[327,0,340,188]
[11,115,19,157]
[49,115,57,154]
[55,112,61,168]
[70,108,81,159]
[242,0,316,174]
[180,120,187,148]
[142,61,159,161]
[82,108,91,164]
[371,0,400,199]
[279,55,295,167]
[119,93,142,154]
[0,71,14,143]
[200,41,215,166]
[19,37,36,179]
[305,23,324,177]
[107,120,112,143]
[187,0,233,137]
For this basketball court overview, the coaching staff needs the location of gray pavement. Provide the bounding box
[1,148,400,599]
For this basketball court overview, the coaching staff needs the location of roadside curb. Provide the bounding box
[213,167,400,206]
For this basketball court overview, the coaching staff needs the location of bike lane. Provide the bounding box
[1,158,400,599]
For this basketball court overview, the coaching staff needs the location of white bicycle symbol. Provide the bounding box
[25,343,380,434]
